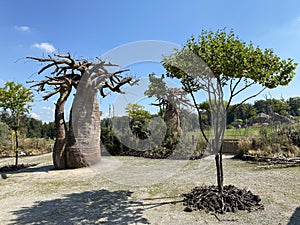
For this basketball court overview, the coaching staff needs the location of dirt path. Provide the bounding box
[0,154,299,224]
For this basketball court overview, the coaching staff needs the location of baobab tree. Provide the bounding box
[152,88,192,135]
[145,74,192,135]
[28,53,134,169]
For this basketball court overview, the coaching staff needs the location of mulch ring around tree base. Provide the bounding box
[183,185,264,213]
[0,163,39,172]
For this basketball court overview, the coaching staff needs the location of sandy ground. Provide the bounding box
[0,153,299,225]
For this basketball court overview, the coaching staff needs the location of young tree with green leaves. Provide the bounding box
[0,81,34,166]
[126,103,152,139]
[163,29,297,208]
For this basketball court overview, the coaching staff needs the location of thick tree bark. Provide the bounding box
[64,108,88,168]
[71,73,101,166]
[53,89,101,169]
[53,76,101,169]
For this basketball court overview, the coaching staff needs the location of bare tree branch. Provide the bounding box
[227,77,242,110]
[228,87,266,114]
[27,54,135,100]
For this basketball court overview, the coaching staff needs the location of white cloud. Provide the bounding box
[42,106,52,110]
[32,42,56,53]
[15,25,30,31]
[41,106,55,114]
[30,112,40,119]
[0,79,5,87]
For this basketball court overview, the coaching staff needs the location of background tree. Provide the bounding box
[0,81,34,166]
[144,73,167,99]
[145,74,192,134]
[144,73,167,116]
[287,97,300,116]
[0,121,10,154]
[198,101,211,125]
[18,116,43,138]
[28,53,134,169]
[125,103,152,139]
[0,111,56,139]
[163,28,297,209]
[41,122,56,139]
[254,98,290,116]
[227,103,257,125]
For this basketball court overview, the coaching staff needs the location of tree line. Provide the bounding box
[198,97,300,127]
[1,95,298,141]
[0,111,56,139]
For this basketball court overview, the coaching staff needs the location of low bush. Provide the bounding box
[237,123,300,158]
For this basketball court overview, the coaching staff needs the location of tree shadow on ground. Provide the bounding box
[1,165,54,179]
[288,207,300,225]
[10,189,149,225]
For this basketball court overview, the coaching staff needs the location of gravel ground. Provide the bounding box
[0,153,299,225]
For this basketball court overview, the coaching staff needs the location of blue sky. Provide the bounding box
[0,0,300,121]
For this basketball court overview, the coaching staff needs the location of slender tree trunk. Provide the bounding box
[14,128,19,167]
[214,109,225,212]
[14,116,20,167]
[215,138,224,194]
[53,89,71,169]
[215,152,223,194]
[220,149,224,188]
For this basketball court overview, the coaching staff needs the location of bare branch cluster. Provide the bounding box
[27,53,135,99]
[152,87,192,112]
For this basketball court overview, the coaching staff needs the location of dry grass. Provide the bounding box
[0,138,54,157]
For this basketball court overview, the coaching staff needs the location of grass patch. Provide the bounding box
[35,180,91,194]
[187,127,261,141]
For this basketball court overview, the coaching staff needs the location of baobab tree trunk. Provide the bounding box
[71,73,101,166]
[64,107,89,168]
[53,76,101,169]
[164,104,182,134]
[53,89,71,169]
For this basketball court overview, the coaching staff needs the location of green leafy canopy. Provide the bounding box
[0,81,34,117]
[163,28,297,89]
[125,103,152,121]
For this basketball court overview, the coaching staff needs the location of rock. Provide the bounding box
[183,207,193,212]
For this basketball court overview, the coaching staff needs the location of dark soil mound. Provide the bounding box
[183,185,264,213]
